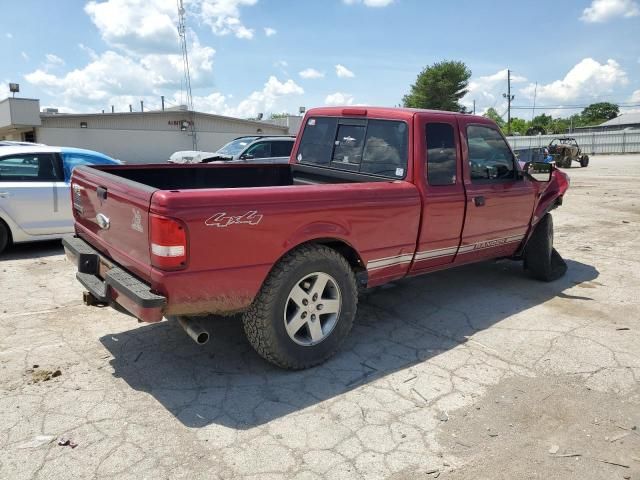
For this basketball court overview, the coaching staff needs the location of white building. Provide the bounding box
[0,97,290,163]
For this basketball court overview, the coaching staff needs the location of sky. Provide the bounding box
[2,0,640,120]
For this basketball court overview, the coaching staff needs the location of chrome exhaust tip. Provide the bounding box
[177,316,210,345]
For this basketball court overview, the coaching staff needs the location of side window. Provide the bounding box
[425,123,457,186]
[245,142,271,158]
[270,141,294,157]
[467,125,516,181]
[0,153,60,182]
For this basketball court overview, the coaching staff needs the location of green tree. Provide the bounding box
[509,117,529,135]
[580,102,619,124]
[483,107,505,128]
[402,60,471,112]
[531,113,553,129]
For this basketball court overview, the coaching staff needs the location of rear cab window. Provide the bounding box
[296,116,408,179]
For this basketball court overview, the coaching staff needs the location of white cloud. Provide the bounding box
[343,0,394,6]
[462,68,526,114]
[25,44,213,111]
[78,43,99,61]
[335,64,355,78]
[199,0,257,39]
[324,92,355,106]
[85,0,180,54]
[264,27,277,37]
[45,54,65,67]
[580,0,639,22]
[187,76,304,118]
[21,52,29,61]
[631,89,640,102]
[520,58,628,103]
[5,32,12,39]
[299,68,325,79]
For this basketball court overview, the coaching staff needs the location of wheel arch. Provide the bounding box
[274,236,368,286]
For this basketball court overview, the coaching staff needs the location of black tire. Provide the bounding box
[523,214,567,282]
[0,220,10,254]
[242,244,358,369]
[561,156,571,168]
[580,155,589,167]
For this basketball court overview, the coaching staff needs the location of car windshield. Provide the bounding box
[216,137,259,156]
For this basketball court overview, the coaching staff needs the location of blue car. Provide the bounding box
[0,144,120,253]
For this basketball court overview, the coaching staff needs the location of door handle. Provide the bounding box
[0,191,10,198]
[473,196,485,207]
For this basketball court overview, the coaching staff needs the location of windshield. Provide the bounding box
[216,137,259,156]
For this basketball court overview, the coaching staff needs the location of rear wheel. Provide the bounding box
[580,155,589,167]
[524,214,567,282]
[0,221,10,254]
[242,245,358,369]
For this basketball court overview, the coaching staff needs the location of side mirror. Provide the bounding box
[525,161,553,182]
[240,153,254,160]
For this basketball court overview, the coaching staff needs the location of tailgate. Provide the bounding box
[71,165,157,281]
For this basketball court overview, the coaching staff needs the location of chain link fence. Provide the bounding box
[506,129,640,155]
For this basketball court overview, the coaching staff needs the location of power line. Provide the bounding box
[511,103,640,110]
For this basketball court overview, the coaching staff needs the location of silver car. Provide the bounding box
[169,136,295,164]
[0,145,120,253]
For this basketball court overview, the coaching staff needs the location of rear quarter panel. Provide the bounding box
[150,181,421,315]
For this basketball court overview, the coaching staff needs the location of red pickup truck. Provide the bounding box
[63,107,569,369]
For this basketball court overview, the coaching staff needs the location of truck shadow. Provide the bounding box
[100,258,598,429]
[1,240,63,261]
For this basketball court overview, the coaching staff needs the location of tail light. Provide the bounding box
[150,214,188,270]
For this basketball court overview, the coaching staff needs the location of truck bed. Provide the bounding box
[96,163,393,190]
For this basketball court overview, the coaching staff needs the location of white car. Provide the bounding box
[0,145,120,253]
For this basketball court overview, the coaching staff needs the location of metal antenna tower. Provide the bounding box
[177,0,197,150]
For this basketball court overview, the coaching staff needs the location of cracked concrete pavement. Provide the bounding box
[0,154,639,479]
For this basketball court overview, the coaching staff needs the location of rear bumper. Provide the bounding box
[62,235,166,322]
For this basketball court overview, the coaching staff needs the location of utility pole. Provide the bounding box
[502,69,515,135]
[140,100,144,112]
[161,95,165,111]
[473,100,476,115]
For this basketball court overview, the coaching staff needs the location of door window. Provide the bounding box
[467,125,516,181]
[244,142,271,158]
[425,123,457,186]
[0,153,61,181]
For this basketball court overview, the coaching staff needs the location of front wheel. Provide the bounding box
[0,221,10,254]
[242,245,358,369]
[523,214,567,282]
[580,155,589,167]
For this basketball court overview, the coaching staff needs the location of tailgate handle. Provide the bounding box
[96,186,108,201]
[473,196,485,207]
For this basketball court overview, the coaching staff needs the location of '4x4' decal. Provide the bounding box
[205,211,263,228]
